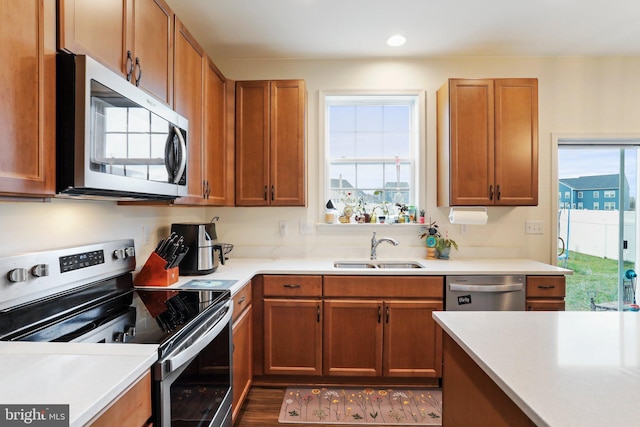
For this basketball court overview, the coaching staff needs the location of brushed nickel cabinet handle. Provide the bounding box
[237,296,246,305]
[496,184,501,200]
[538,285,555,289]
[489,184,494,200]
[283,284,301,288]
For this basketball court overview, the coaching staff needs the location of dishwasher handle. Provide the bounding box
[449,283,524,293]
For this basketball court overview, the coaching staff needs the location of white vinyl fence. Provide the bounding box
[558,209,637,262]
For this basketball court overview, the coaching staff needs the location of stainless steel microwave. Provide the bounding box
[57,54,188,200]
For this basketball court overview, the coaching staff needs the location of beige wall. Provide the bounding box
[2,56,640,264]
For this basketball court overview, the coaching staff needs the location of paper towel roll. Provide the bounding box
[448,209,488,225]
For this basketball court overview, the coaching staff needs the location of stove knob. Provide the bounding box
[113,247,135,260]
[113,331,125,342]
[31,264,49,278]
[125,325,136,337]
[7,268,28,283]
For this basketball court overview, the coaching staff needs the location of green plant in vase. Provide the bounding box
[435,231,458,260]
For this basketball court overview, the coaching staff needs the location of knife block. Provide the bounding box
[134,252,179,287]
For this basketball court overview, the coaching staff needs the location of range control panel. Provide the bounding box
[60,250,105,273]
[0,240,136,311]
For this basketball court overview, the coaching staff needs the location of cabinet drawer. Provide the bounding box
[527,299,565,311]
[263,275,322,297]
[526,276,566,298]
[232,282,252,323]
[324,276,444,298]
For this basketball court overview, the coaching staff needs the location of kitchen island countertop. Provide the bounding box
[434,311,640,426]
[0,342,158,426]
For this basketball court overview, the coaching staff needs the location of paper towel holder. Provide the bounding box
[448,207,488,225]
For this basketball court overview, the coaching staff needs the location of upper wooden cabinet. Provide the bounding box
[0,0,56,197]
[203,58,235,206]
[437,78,538,206]
[58,0,174,105]
[172,19,204,203]
[235,80,306,206]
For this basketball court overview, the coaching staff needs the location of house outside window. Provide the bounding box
[577,191,583,199]
[593,191,599,198]
[564,191,570,198]
[604,190,615,198]
[577,202,584,209]
[604,202,616,210]
[324,93,420,219]
[593,202,600,209]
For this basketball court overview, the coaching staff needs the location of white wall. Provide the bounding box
[2,56,640,264]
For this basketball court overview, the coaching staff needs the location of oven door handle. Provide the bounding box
[449,283,524,293]
[165,301,233,372]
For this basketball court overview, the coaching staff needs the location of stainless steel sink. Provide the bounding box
[333,261,424,269]
[375,262,424,269]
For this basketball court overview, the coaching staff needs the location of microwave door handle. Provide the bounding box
[165,301,233,373]
[172,126,187,184]
[449,283,524,292]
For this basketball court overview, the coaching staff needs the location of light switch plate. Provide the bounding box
[525,220,543,234]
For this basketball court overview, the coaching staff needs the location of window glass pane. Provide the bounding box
[383,105,410,132]
[329,131,356,157]
[356,132,383,157]
[383,132,410,157]
[128,134,150,158]
[356,106,383,132]
[105,108,127,132]
[356,163,384,189]
[128,108,150,133]
[330,106,355,132]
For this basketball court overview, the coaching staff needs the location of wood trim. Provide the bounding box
[88,371,151,427]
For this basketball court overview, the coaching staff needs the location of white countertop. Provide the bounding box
[0,342,158,426]
[164,257,572,296]
[434,311,640,427]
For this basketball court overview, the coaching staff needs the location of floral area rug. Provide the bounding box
[278,387,442,425]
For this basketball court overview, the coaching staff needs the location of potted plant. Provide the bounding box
[419,219,441,259]
[435,231,458,259]
[419,209,425,224]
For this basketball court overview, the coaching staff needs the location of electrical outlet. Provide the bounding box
[525,220,543,234]
[299,221,313,235]
[279,220,288,237]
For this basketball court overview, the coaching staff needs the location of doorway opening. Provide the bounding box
[556,136,640,311]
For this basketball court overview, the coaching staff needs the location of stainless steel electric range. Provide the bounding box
[0,239,233,427]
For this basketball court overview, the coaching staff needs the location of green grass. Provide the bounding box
[564,251,634,311]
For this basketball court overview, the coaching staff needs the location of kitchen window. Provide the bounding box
[322,93,422,220]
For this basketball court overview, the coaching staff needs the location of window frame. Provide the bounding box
[319,90,426,221]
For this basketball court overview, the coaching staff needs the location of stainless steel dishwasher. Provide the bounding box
[445,275,526,311]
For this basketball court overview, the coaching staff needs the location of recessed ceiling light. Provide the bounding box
[387,35,406,47]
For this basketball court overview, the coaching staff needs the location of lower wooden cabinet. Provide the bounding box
[526,276,566,311]
[323,298,443,377]
[232,283,252,424]
[89,371,151,427]
[261,274,323,376]
[255,275,444,381]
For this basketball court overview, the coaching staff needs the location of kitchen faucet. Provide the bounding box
[370,232,399,260]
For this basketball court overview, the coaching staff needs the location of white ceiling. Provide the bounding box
[165,0,640,60]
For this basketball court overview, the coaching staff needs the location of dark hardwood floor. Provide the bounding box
[234,387,389,427]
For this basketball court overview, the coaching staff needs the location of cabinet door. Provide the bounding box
[232,303,252,423]
[264,299,322,375]
[270,80,306,206]
[235,81,270,206]
[204,58,233,205]
[384,300,443,377]
[448,79,495,206]
[323,299,383,377]
[0,0,56,196]
[132,0,173,105]
[58,0,127,74]
[173,19,204,201]
[494,79,538,206]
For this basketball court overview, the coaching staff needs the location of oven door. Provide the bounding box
[154,300,233,427]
